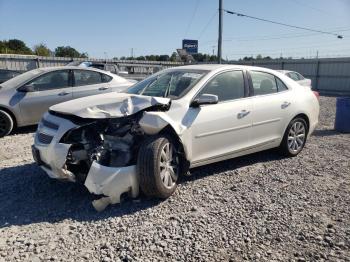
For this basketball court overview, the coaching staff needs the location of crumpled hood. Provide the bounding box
[50,92,171,119]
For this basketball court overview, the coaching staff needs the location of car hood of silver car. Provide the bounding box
[49,92,171,119]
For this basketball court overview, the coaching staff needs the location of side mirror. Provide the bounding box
[18,84,35,92]
[190,94,219,107]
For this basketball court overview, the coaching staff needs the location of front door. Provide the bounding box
[189,70,253,164]
[19,70,72,125]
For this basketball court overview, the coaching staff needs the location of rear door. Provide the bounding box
[18,69,73,125]
[248,70,292,146]
[72,69,111,99]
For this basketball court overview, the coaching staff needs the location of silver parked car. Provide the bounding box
[0,66,135,137]
[32,64,319,210]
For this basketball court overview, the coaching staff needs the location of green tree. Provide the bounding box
[7,39,32,54]
[33,43,51,56]
[170,52,177,62]
[159,55,170,61]
[0,39,32,54]
[54,46,87,58]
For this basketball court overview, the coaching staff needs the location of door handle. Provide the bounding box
[237,110,250,119]
[58,91,70,96]
[281,101,291,109]
[98,87,109,91]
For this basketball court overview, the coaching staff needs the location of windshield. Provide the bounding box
[1,69,43,89]
[126,69,208,99]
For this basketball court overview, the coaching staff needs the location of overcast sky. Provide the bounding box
[1,0,350,59]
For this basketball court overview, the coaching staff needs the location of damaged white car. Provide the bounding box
[32,65,319,210]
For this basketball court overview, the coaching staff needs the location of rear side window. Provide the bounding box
[102,74,113,83]
[276,78,288,91]
[250,71,277,95]
[287,72,300,81]
[198,71,245,102]
[295,72,305,80]
[27,70,69,91]
[250,71,289,95]
[74,70,102,86]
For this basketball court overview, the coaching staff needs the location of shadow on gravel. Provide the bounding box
[312,129,340,137]
[0,149,284,228]
[184,149,285,182]
[11,125,37,135]
[0,163,160,228]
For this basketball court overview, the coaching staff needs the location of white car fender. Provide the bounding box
[138,111,191,157]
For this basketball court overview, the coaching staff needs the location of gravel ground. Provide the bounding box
[0,96,349,261]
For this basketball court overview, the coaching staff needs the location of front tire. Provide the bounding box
[279,118,308,157]
[0,110,14,138]
[137,135,181,199]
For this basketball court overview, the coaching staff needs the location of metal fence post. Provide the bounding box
[36,57,40,68]
[315,59,320,91]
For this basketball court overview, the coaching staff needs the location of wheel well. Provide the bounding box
[159,125,190,170]
[0,106,17,128]
[293,113,309,132]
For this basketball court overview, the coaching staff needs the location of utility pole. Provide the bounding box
[212,45,216,56]
[131,48,134,58]
[218,0,223,64]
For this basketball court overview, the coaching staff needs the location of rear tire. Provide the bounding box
[279,118,308,157]
[137,135,181,199]
[0,110,14,138]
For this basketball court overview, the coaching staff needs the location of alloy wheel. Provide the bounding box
[288,121,306,153]
[159,142,179,189]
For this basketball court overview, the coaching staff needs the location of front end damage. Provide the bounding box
[33,95,177,211]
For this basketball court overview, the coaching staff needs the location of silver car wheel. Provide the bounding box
[159,142,178,189]
[287,121,306,153]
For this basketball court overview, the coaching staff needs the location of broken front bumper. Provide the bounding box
[33,112,78,181]
[32,112,140,210]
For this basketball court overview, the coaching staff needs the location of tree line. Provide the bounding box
[0,39,88,58]
[0,39,293,62]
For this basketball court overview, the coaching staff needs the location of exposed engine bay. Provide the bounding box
[60,112,145,183]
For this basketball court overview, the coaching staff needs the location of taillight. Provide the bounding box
[313,91,320,101]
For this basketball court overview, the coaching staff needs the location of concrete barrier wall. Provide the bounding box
[0,54,184,75]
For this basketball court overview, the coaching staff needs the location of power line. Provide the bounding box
[224,9,344,39]
[184,0,200,38]
[231,29,350,42]
[201,27,350,45]
[201,30,350,47]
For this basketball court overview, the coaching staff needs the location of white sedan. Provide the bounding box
[278,70,312,88]
[32,64,319,210]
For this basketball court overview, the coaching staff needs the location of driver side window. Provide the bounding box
[27,70,69,91]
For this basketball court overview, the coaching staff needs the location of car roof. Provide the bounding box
[0,66,125,90]
[277,70,294,74]
[38,66,110,74]
[170,64,282,74]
